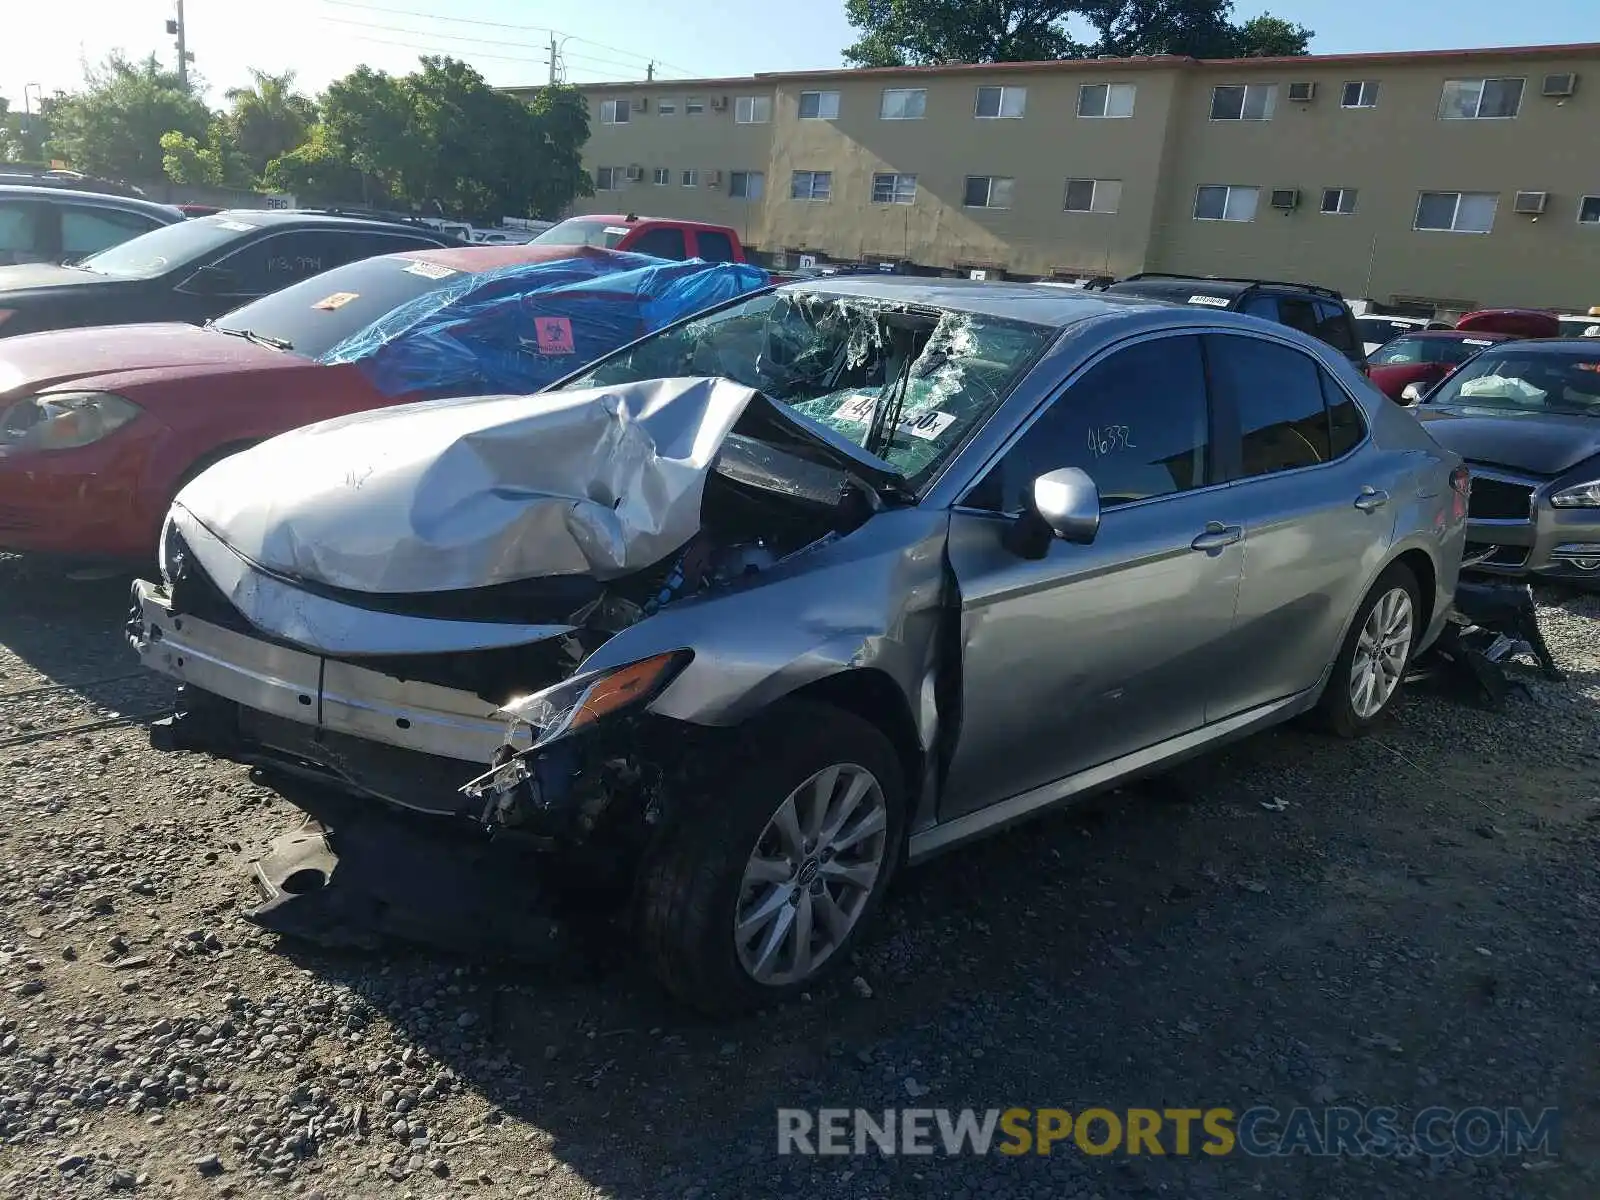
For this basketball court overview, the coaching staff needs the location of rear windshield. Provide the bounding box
[530,218,629,249]
[76,214,261,278]
[1369,336,1493,367]
[211,254,472,359]
[1357,317,1421,344]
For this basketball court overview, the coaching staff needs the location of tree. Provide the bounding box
[260,123,370,202]
[1229,13,1312,57]
[224,69,316,178]
[842,0,1310,67]
[159,130,221,184]
[45,52,211,180]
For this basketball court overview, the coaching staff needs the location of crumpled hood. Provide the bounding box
[1417,405,1600,476]
[0,322,290,399]
[174,376,766,594]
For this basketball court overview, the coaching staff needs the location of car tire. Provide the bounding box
[1314,562,1422,739]
[636,699,906,1016]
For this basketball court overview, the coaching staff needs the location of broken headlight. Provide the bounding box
[499,649,693,749]
[1549,480,1600,508]
[158,514,187,588]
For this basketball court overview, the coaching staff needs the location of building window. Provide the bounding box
[791,170,832,201]
[594,167,622,191]
[1439,78,1524,119]
[600,99,630,125]
[1414,191,1498,233]
[729,171,765,200]
[1580,196,1600,225]
[656,98,677,116]
[1077,82,1136,118]
[651,167,670,186]
[1210,84,1277,121]
[1341,80,1379,108]
[1064,178,1121,214]
[871,173,917,204]
[735,95,771,124]
[1320,187,1358,215]
[880,88,927,120]
[684,96,705,115]
[974,86,1026,118]
[681,169,699,188]
[1194,184,1260,222]
[963,175,1014,209]
[798,90,840,119]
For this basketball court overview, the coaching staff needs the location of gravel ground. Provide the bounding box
[1,557,1597,1199]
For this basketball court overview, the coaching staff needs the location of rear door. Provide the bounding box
[1201,333,1390,720]
[624,224,689,260]
[0,198,52,265]
[690,228,739,262]
[59,204,168,263]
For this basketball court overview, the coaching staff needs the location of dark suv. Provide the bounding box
[0,184,183,267]
[1098,273,1367,370]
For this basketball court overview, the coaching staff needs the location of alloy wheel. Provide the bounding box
[733,763,889,987]
[1349,586,1414,720]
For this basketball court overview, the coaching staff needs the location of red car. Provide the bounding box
[0,243,769,564]
[1366,330,1515,403]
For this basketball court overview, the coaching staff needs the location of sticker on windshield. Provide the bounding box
[215,219,257,232]
[831,393,879,425]
[1462,338,1492,346]
[312,292,360,311]
[603,226,631,237]
[403,259,457,280]
[533,316,575,355]
[1188,294,1230,308]
[898,410,957,440]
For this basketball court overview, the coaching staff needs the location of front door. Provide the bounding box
[942,333,1244,818]
[1201,333,1393,719]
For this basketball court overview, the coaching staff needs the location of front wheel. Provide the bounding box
[636,700,905,1015]
[1315,562,1421,738]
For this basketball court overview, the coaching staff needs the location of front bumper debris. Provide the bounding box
[1407,578,1562,708]
[244,806,567,962]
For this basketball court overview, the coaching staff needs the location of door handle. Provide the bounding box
[1191,522,1243,552]
[1354,486,1390,512]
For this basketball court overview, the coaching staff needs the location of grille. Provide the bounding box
[1466,476,1535,522]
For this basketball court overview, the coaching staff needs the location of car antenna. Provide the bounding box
[625,212,638,222]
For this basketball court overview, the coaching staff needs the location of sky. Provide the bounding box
[3,0,1599,110]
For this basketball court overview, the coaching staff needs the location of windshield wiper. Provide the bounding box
[209,325,293,351]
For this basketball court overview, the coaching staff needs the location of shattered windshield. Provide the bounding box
[559,289,1056,487]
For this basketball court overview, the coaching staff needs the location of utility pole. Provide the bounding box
[165,0,194,90]
[547,34,558,86]
[646,62,655,81]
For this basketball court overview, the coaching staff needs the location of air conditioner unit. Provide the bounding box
[1287,81,1317,102]
[1513,190,1549,215]
[1542,72,1578,97]
[706,170,723,187]
[709,95,729,111]
[635,97,649,111]
[625,165,644,182]
[1270,188,1301,210]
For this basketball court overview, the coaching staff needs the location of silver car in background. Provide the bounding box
[129,280,1468,1015]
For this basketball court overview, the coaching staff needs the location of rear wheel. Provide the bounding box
[1315,563,1421,738]
[636,700,905,1015]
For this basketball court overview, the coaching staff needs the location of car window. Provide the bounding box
[60,206,164,259]
[1206,334,1332,476]
[1323,371,1367,457]
[0,200,46,265]
[1312,300,1358,354]
[212,229,436,296]
[530,218,628,249]
[1427,347,1600,415]
[694,230,736,262]
[77,214,261,278]
[628,226,688,259]
[1239,295,1279,322]
[1276,297,1321,338]
[969,335,1211,511]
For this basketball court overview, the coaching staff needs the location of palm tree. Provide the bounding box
[224,69,316,177]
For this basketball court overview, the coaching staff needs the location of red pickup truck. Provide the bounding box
[531,213,748,263]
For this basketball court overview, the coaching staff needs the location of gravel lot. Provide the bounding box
[1,555,1597,1199]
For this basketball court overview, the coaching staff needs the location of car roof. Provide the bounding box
[0,183,183,219]
[1392,330,1515,341]
[784,275,1179,327]
[206,208,455,235]
[393,243,639,272]
[575,213,737,233]
[1472,337,1600,356]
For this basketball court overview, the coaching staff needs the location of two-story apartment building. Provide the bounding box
[506,43,1600,311]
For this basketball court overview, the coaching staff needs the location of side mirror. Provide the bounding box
[1002,467,1101,560]
[183,264,239,296]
